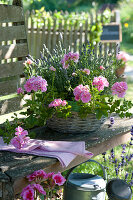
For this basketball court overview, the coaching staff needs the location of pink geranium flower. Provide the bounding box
[61,52,79,69]
[116,51,129,62]
[82,68,90,75]
[10,127,30,149]
[80,90,91,103]
[52,172,66,186]
[27,170,48,182]
[92,76,109,91]
[10,135,30,149]
[15,126,28,137]
[49,99,67,108]
[24,76,48,93]
[21,186,34,200]
[73,84,91,103]
[17,88,24,94]
[61,100,67,106]
[32,184,46,195]
[111,82,128,98]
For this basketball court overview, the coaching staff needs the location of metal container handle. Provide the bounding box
[65,159,107,183]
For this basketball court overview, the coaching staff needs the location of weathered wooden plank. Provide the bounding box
[0,77,25,96]
[0,43,28,60]
[0,96,22,114]
[0,61,24,78]
[0,5,24,23]
[0,25,27,42]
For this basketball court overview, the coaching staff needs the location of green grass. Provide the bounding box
[121,41,133,55]
[125,78,133,102]
[127,61,133,67]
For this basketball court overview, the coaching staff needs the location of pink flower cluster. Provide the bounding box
[116,51,129,62]
[21,170,66,200]
[73,84,91,103]
[111,81,128,98]
[21,184,46,200]
[10,126,30,149]
[17,87,24,95]
[24,76,48,93]
[92,76,109,91]
[82,68,90,75]
[27,169,48,182]
[61,52,79,69]
[49,99,67,108]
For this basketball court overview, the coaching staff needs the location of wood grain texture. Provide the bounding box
[0,61,24,78]
[0,25,27,42]
[0,96,23,114]
[0,77,25,96]
[0,5,24,23]
[0,43,28,60]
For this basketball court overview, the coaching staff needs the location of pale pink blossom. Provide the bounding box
[82,68,90,75]
[61,100,67,106]
[72,72,77,76]
[21,185,34,200]
[17,87,24,94]
[23,59,33,66]
[32,184,46,195]
[92,76,109,91]
[49,66,56,71]
[111,82,128,98]
[61,52,79,69]
[10,135,30,149]
[73,84,84,97]
[100,66,105,70]
[15,126,28,137]
[27,170,48,182]
[52,172,66,186]
[49,99,67,108]
[73,85,91,103]
[116,51,129,62]
[80,90,91,103]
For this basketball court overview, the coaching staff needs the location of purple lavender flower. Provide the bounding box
[115,167,119,176]
[110,117,114,125]
[125,173,129,181]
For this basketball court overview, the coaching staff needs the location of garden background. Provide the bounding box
[0,0,133,199]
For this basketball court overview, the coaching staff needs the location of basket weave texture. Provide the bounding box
[47,112,106,134]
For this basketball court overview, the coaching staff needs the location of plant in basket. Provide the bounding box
[0,41,133,140]
[115,51,129,77]
[14,41,132,134]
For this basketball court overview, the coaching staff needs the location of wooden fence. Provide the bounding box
[0,8,120,118]
[25,10,120,58]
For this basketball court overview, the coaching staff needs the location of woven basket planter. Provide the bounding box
[47,112,106,134]
[115,65,126,77]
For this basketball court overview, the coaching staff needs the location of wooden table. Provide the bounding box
[0,116,133,200]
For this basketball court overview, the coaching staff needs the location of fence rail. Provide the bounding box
[25,10,119,58]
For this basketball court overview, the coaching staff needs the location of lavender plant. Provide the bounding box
[101,125,133,188]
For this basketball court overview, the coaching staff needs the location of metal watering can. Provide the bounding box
[63,159,107,200]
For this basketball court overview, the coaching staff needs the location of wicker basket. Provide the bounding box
[47,112,106,134]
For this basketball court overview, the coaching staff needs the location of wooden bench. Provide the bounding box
[0,116,133,199]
